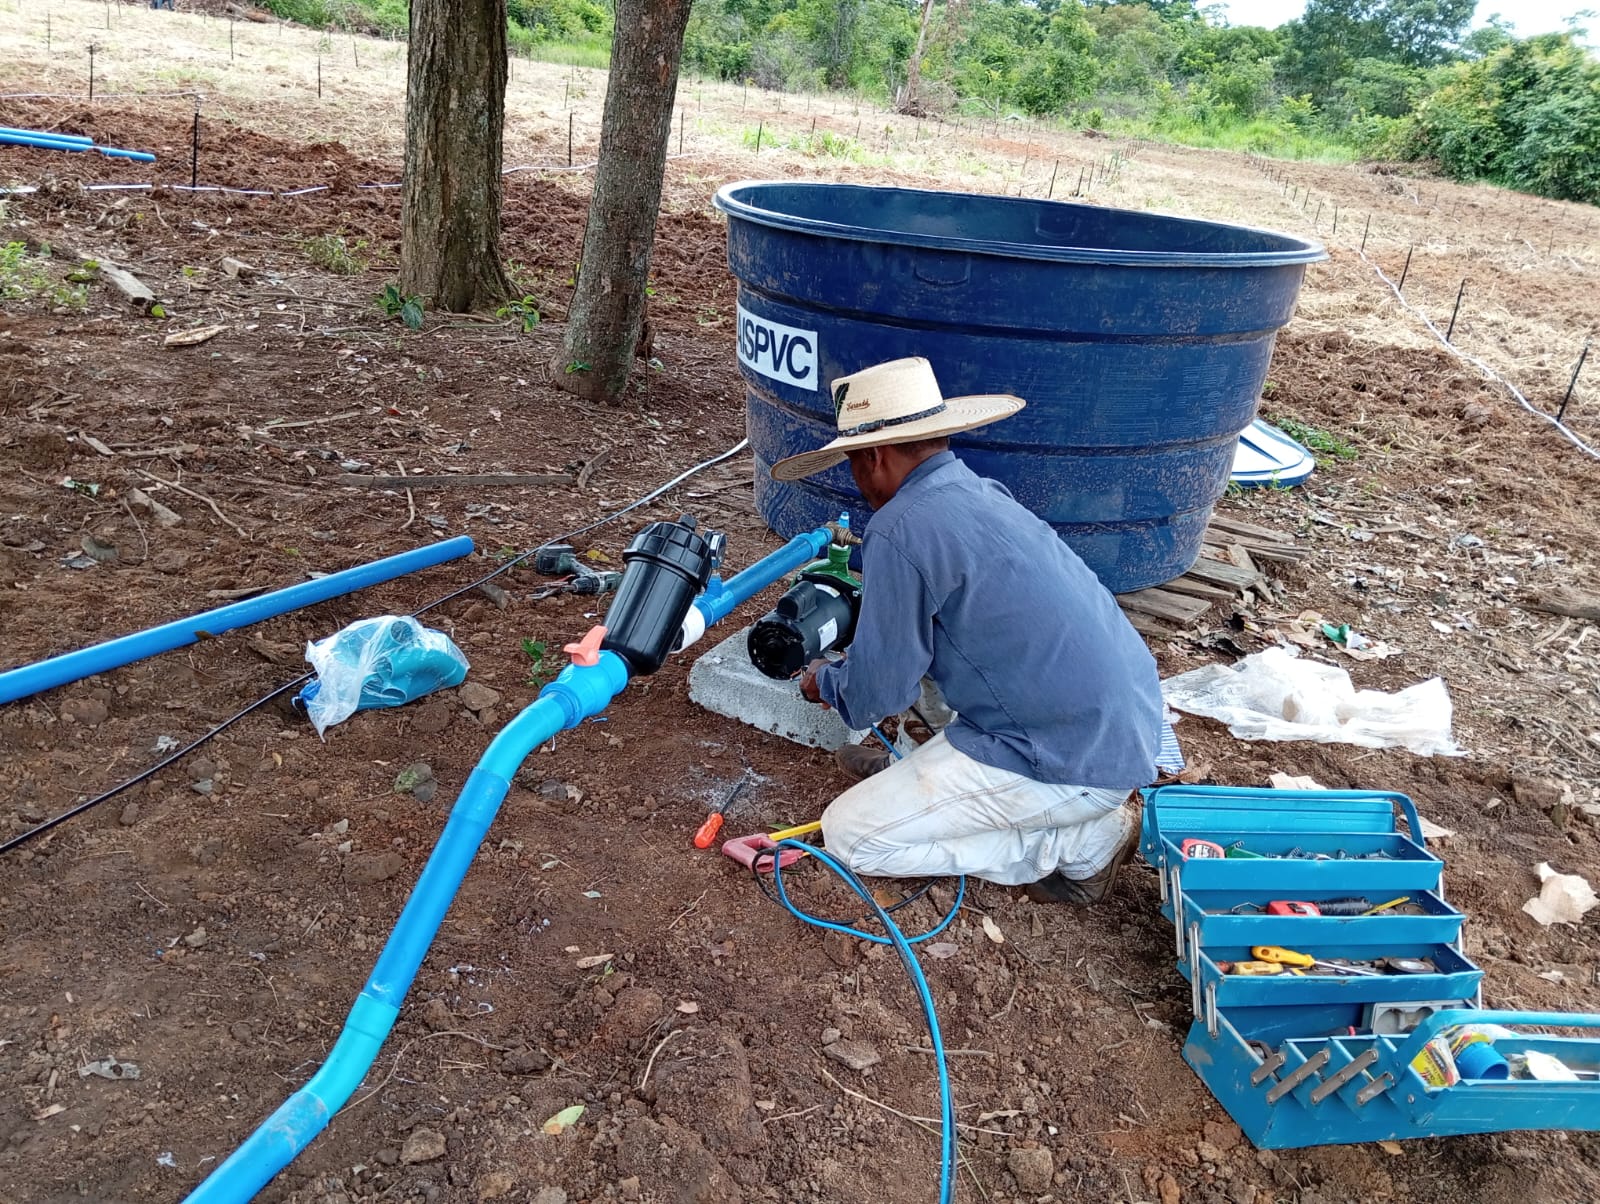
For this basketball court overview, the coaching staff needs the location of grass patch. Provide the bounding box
[512,35,610,70]
[304,232,369,275]
[1,241,89,310]
[1270,414,1359,464]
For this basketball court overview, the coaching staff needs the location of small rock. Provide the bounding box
[191,778,214,796]
[413,778,438,804]
[229,1021,253,1044]
[1007,1146,1054,1194]
[346,851,406,886]
[1159,1173,1181,1204]
[821,1040,880,1072]
[1227,1178,1259,1204]
[183,925,209,949]
[18,802,48,824]
[538,780,570,803]
[618,1177,641,1200]
[119,802,140,826]
[421,997,453,1032]
[395,762,435,796]
[375,1148,400,1167]
[476,1170,515,1200]
[1460,400,1493,428]
[820,1027,841,1046]
[411,701,453,734]
[458,682,502,713]
[606,987,664,1039]
[62,698,109,726]
[1197,1139,1226,1165]
[191,758,217,780]
[531,1189,567,1204]
[476,581,510,610]
[1514,777,1573,812]
[400,1128,447,1165]
[1203,1120,1242,1153]
[219,256,257,279]
[502,1047,552,1075]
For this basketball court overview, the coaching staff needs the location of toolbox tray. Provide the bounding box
[1188,941,1482,1008]
[1185,1009,1600,1149]
[1176,887,1464,953]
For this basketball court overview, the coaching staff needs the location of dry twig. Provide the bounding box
[136,470,249,540]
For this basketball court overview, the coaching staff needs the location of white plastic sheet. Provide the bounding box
[1162,645,1462,757]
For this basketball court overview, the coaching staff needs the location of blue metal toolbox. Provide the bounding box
[1142,784,1600,1148]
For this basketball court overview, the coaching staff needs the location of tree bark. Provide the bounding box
[898,0,938,114]
[552,0,693,404]
[400,0,512,313]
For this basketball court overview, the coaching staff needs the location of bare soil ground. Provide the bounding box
[2,5,1600,1204]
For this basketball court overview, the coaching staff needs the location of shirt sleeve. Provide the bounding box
[815,534,935,730]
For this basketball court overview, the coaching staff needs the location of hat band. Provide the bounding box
[839,402,947,439]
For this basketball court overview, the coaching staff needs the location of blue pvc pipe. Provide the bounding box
[678,525,825,640]
[0,126,93,145]
[0,536,475,706]
[185,531,831,1203]
[0,130,156,163]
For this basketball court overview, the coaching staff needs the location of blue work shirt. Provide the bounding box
[815,451,1162,789]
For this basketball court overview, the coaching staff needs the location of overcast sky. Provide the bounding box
[1212,0,1594,38]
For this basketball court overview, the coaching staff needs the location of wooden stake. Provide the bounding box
[568,112,574,166]
[88,44,94,100]
[1557,340,1590,423]
[1360,213,1371,253]
[755,121,763,153]
[317,54,322,99]
[190,111,199,189]
[1398,245,1413,292]
[1445,278,1467,341]
[1047,160,1058,199]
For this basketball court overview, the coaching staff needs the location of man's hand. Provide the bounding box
[797,658,831,709]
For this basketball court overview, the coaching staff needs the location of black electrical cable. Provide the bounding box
[0,438,751,856]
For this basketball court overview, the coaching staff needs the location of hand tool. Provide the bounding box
[768,820,822,841]
[1181,838,1225,859]
[693,777,750,849]
[1251,946,1382,976]
[720,831,808,873]
[1223,841,1264,859]
[1220,960,1297,976]
[1266,900,1322,916]
[1361,896,1416,915]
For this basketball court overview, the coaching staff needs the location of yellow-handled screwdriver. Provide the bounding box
[1251,946,1381,976]
[768,820,822,842]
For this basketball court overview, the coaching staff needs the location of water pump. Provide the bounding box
[747,521,862,680]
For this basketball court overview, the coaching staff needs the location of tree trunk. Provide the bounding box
[552,0,693,404]
[400,0,512,313]
[899,0,938,114]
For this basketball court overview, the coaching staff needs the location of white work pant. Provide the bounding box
[820,731,1135,885]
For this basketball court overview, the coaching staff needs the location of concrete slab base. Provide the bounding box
[687,626,865,751]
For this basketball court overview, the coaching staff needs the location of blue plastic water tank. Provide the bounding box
[713,181,1326,593]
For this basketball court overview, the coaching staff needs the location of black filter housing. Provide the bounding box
[747,574,859,680]
[601,516,720,675]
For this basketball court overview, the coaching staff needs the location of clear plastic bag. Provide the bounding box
[1161,644,1462,757]
[298,615,469,737]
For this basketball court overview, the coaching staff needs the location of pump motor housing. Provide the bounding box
[747,572,860,680]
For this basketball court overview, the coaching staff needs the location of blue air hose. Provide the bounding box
[769,840,960,1204]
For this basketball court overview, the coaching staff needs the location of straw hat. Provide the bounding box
[768,357,1025,482]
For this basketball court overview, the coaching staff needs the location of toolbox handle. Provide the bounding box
[1387,794,1424,846]
[1386,1009,1600,1080]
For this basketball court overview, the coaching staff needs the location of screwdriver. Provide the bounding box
[693,778,750,850]
[1251,946,1381,976]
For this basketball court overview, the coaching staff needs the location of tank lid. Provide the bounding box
[713,180,1327,269]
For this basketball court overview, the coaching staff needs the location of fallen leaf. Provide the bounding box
[980,915,1005,944]
[675,1000,700,1014]
[34,1104,66,1121]
[574,953,614,970]
[582,890,602,899]
[563,945,580,954]
[541,1104,585,1136]
[163,324,228,348]
[1378,1140,1404,1156]
[922,941,960,960]
[978,1109,1021,1122]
